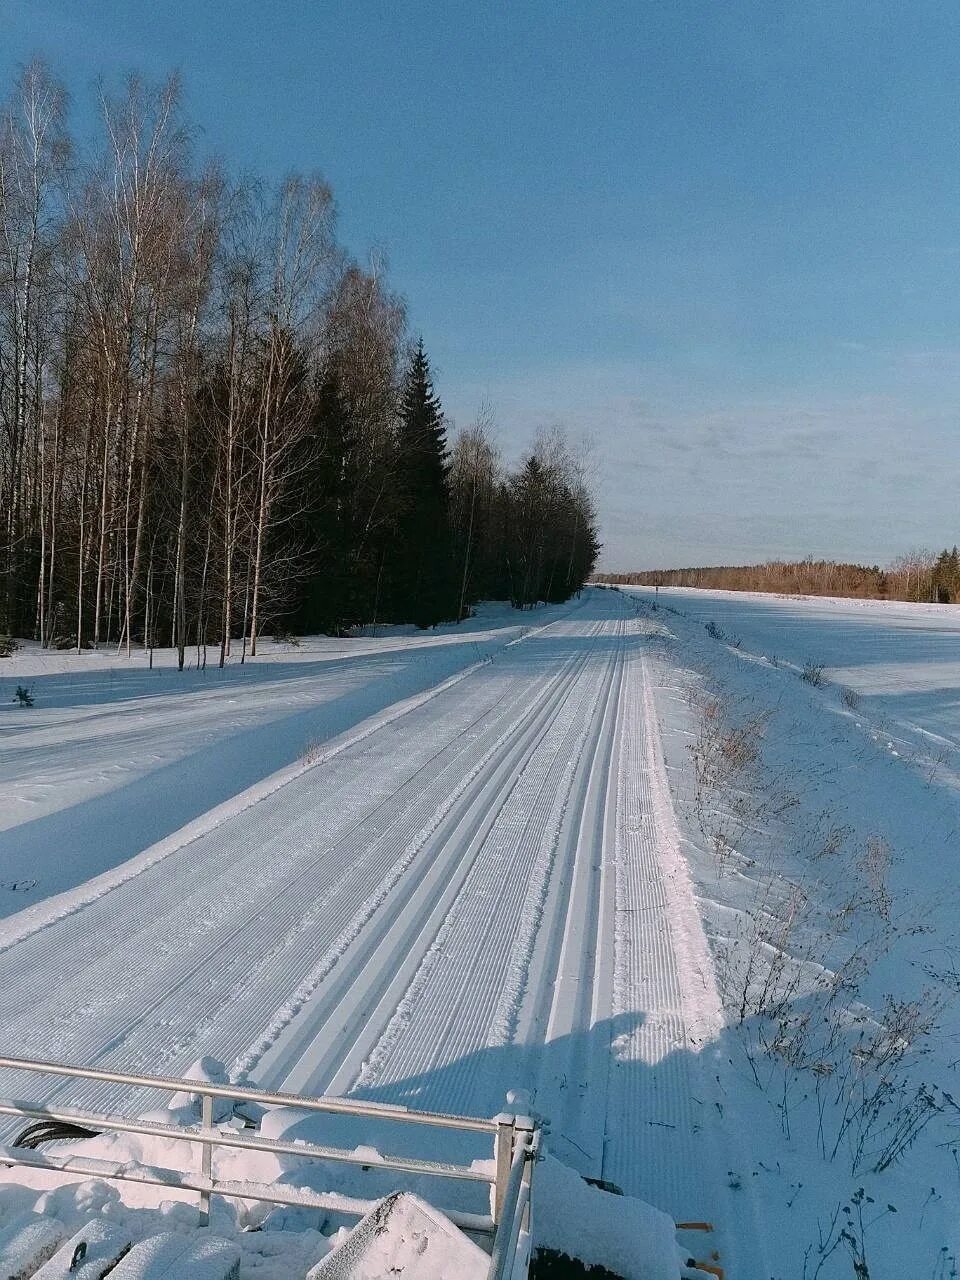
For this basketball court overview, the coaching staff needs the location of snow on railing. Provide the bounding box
[0,1054,539,1278]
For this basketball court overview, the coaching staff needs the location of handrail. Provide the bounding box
[0,1054,495,1133]
[0,1054,541,1275]
[0,1144,495,1236]
[486,1128,538,1280]
[0,1099,492,1182]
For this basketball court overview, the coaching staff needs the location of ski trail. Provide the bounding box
[340,621,618,1113]
[528,618,624,1173]
[601,644,725,1216]
[0,653,498,957]
[259,632,603,1094]
[0,590,771,1273]
[0,606,616,1129]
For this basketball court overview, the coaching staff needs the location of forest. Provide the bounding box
[0,62,599,664]
[597,549,960,603]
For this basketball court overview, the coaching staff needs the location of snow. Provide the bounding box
[304,1191,489,1279]
[534,1156,681,1279]
[0,1213,65,1278]
[624,585,960,1277]
[0,600,558,921]
[31,1220,133,1280]
[2,584,955,1275]
[106,1232,241,1279]
[0,1169,333,1280]
[645,585,960,797]
[0,1098,685,1280]
[169,1057,234,1123]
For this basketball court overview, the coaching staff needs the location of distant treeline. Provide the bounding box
[0,62,598,663]
[596,549,960,603]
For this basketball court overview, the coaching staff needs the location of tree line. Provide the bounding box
[597,548,960,603]
[0,62,599,663]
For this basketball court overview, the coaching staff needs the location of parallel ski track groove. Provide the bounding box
[0,660,563,1106]
[257,623,612,1093]
[347,611,627,1121]
[281,622,618,1101]
[0,611,614,1123]
[524,615,626,1173]
[601,641,720,1216]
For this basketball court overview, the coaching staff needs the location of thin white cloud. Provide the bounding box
[445,367,957,570]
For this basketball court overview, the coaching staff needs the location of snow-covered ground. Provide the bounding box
[0,591,715,1277]
[0,602,561,919]
[628,585,960,1279]
[648,585,960,797]
[0,585,957,1277]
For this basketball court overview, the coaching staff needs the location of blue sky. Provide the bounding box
[3,1,959,568]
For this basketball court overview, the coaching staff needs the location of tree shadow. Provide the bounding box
[0,598,632,920]
[260,1010,721,1229]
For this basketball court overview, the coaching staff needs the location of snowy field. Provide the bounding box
[0,586,957,1277]
[649,586,960,794]
[0,591,718,1277]
[627,586,960,1279]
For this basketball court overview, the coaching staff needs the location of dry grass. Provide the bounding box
[688,679,940,1178]
[839,685,862,711]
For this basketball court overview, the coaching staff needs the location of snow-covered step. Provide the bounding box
[306,1192,489,1279]
[0,1213,65,1280]
[31,1221,132,1279]
[106,1233,240,1280]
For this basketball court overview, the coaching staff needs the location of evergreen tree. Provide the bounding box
[0,61,601,650]
[392,339,454,625]
[289,364,353,633]
[499,436,600,608]
[504,455,548,609]
[933,545,960,603]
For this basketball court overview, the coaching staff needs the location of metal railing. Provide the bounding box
[0,1054,539,1278]
[486,1123,539,1280]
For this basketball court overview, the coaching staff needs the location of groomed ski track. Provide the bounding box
[0,589,735,1241]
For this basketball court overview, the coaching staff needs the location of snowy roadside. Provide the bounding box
[0,588,696,1280]
[0,598,583,920]
[623,585,960,1278]
[645,585,960,800]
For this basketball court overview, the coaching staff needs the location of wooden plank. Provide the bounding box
[0,1213,65,1280]
[32,1221,132,1280]
[107,1233,240,1280]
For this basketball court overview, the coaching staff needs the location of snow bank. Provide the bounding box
[0,1093,684,1280]
[169,1057,234,1123]
[306,1191,489,1279]
[535,1155,682,1280]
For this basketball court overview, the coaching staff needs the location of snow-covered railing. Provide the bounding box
[487,1121,538,1280]
[0,1054,539,1274]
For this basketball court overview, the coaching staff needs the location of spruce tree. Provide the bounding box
[289,364,351,633]
[393,339,454,625]
[933,545,960,603]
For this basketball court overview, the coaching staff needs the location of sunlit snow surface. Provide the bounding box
[629,585,960,1280]
[0,587,957,1277]
[649,586,960,785]
[0,594,692,1278]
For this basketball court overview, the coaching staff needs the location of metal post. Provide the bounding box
[486,1135,532,1280]
[198,1093,214,1225]
[492,1112,515,1225]
[515,1117,535,1233]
